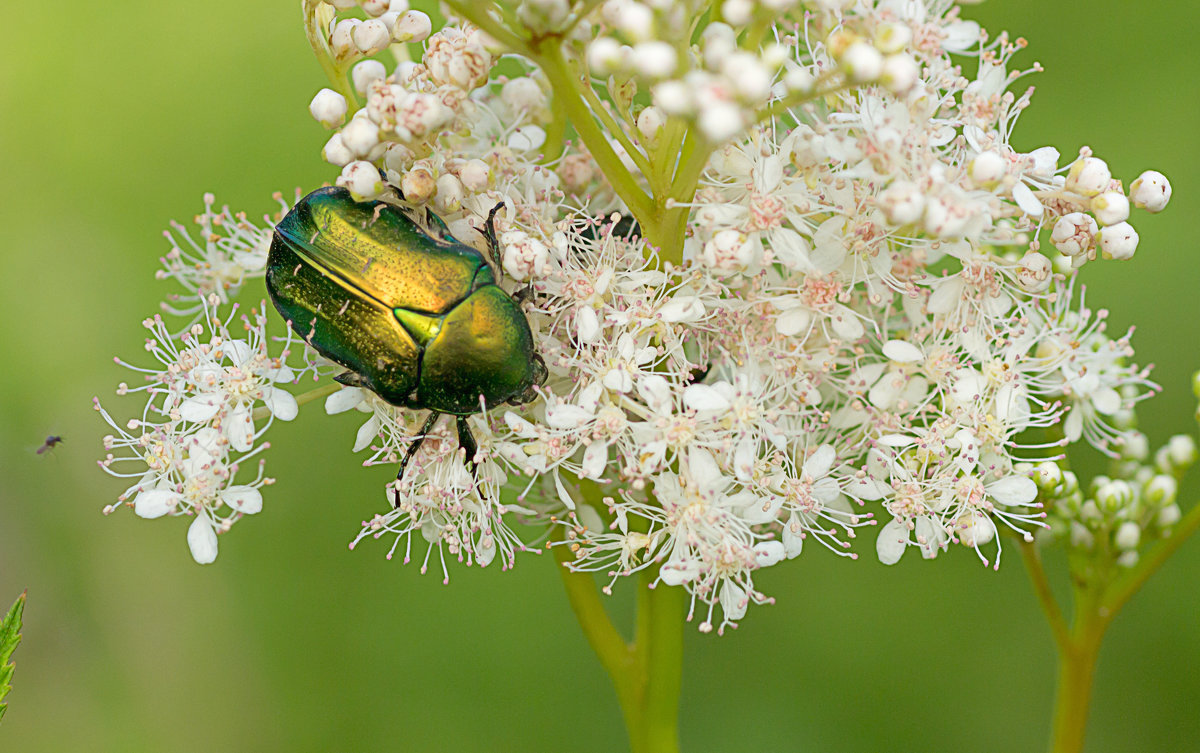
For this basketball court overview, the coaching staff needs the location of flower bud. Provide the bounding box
[1065,156,1111,197]
[879,180,925,225]
[340,116,381,156]
[632,41,677,78]
[361,0,392,16]
[1157,503,1182,528]
[1129,170,1171,213]
[352,59,387,96]
[400,164,437,203]
[330,19,360,59]
[458,158,490,192]
[880,54,919,93]
[1090,191,1129,226]
[721,0,753,25]
[309,88,348,128]
[1016,252,1053,293]
[1193,369,1200,399]
[697,101,745,142]
[587,37,626,76]
[701,23,736,69]
[337,161,385,201]
[500,229,550,282]
[1034,461,1063,492]
[1116,550,1139,568]
[969,151,1006,188]
[392,10,432,42]
[874,22,912,54]
[322,133,354,166]
[1120,431,1149,461]
[353,19,391,55]
[636,106,666,143]
[1165,434,1198,468]
[701,229,757,274]
[841,42,884,82]
[956,511,996,547]
[1095,479,1133,514]
[1145,474,1177,506]
[501,76,546,112]
[653,80,693,114]
[433,173,464,214]
[1050,212,1098,257]
[1114,521,1141,550]
[328,0,357,7]
[1097,221,1138,260]
[1053,473,1076,499]
[782,60,815,93]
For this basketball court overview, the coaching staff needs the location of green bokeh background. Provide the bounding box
[2,2,1197,751]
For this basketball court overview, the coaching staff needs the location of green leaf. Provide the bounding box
[0,591,26,723]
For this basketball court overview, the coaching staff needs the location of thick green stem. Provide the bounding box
[1049,592,1107,753]
[554,536,684,753]
[632,575,685,753]
[533,42,654,223]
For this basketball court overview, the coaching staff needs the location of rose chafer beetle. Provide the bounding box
[265,186,546,501]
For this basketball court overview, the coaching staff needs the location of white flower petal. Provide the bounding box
[180,395,222,423]
[576,306,601,344]
[1012,181,1044,217]
[581,441,608,479]
[326,386,365,414]
[263,386,298,421]
[222,339,253,366]
[222,486,263,514]
[545,403,592,429]
[829,304,864,340]
[882,340,924,363]
[802,445,836,479]
[719,581,748,621]
[876,518,909,565]
[227,401,255,452]
[187,516,219,565]
[353,415,380,452]
[134,489,180,519]
[987,475,1038,506]
[683,384,731,413]
[1091,387,1122,416]
[753,541,785,568]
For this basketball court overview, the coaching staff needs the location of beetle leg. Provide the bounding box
[456,415,480,477]
[394,411,441,508]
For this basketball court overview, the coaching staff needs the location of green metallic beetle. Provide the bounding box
[265,186,546,500]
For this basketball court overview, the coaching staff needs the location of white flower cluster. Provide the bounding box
[101,0,1176,631]
[155,193,292,324]
[96,301,300,563]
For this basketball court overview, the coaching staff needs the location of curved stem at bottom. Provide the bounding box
[554,543,684,753]
[1049,605,1106,753]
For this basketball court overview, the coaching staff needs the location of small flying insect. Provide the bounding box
[37,435,64,455]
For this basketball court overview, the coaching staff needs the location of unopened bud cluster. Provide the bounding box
[1030,430,1195,568]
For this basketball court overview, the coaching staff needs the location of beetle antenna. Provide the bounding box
[394,411,441,508]
[479,202,505,282]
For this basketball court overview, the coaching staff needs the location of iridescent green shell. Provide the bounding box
[265,186,539,415]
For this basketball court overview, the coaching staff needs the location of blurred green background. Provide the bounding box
[1,1,1197,751]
